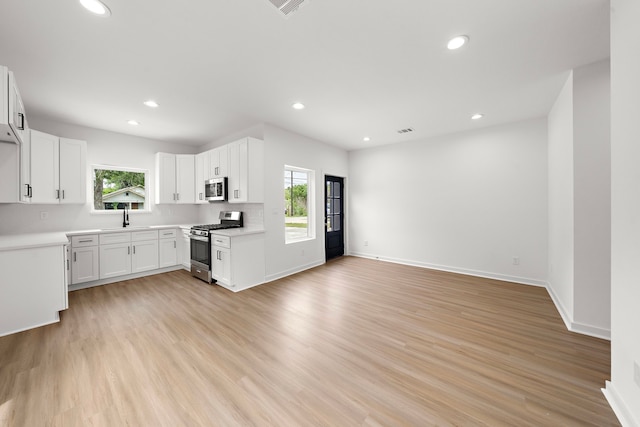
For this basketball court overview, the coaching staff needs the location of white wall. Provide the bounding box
[262,124,349,281]
[605,0,640,424]
[349,118,548,285]
[546,60,611,340]
[0,117,200,235]
[547,73,575,322]
[573,59,611,332]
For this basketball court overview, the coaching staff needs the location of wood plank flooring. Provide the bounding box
[0,256,619,426]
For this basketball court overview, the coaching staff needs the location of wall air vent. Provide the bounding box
[397,127,415,134]
[268,0,308,18]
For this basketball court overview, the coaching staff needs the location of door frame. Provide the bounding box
[324,174,347,261]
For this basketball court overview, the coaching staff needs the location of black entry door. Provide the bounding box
[325,176,344,260]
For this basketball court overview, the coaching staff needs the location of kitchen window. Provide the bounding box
[284,166,314,243]
[92,165,149,212]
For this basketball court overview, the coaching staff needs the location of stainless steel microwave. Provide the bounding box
[205,177,227,202]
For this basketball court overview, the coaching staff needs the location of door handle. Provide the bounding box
[62,190,65,199]
[17,113,25,130]
[128,246,130,255]
[56,189,60,199]
[133,246,136,255]
[74,252,77,262]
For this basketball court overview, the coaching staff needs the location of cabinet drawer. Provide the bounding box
[159,229,177,239]
[100,232,131,245]
[212,235,230,248]
[71,234,99,247]
[132,230,159,241]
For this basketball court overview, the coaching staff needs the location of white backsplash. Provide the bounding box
[198,203,264,228]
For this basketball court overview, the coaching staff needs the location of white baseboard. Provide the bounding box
[264,259,325,284]
[603,381,638,427]
[349,252,547,287]
[545,282,611,340]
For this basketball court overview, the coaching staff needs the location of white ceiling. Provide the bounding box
[0,0,609,151]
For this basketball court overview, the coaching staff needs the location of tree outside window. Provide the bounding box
[284,167,314,242]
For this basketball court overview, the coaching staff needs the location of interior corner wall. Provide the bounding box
[261,124,348,281]
[547,72,575,324]
[573,59,611,334]
[606,0,640,424]
[348,118,548,286]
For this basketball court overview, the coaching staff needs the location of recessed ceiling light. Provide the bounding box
[292,102,305,110]
[471,113,484,120]
[143,100,159,108]
[79,0,111,17]
[447,35,469,50]
[127,120,140,126]
[363,137,371,142]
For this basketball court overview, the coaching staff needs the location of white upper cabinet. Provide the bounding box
[155,153,195,204]
[195,151,210,204]
[0,66,28,145]
[209,145,228,178]
[29,130,86,204]
[227,137,264,203]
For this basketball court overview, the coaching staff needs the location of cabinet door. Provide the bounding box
[100,242,132,279]
[210,145,228,178]
[212,246,231,286]
[71,245,99,284]
[176,154,195,204]
[180,231,191,269]
[8,71,28,145]
[159,238,178,267]
[132,239,159,273]
[155,153,176,204]
[195,151,209,204]
[59,138,87,204]
[227,139,247,203]
[30,130,59,204]
[20,130,31,202]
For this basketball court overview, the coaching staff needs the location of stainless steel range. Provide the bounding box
[190,211,243,283]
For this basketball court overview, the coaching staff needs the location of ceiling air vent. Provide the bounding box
[397,127,415,134]
[268,0,308,18]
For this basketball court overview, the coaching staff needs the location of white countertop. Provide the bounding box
[66,225,187,236]
[0,232,70,251]
[210,227,265,237]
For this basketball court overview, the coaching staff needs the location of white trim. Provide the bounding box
[68,265,182,291]
[350,252,547,287]
[90,164,151,213]
[0,313,61,338]
[602,381,638,427]
[264,259,325,283]
[546,282,611,340]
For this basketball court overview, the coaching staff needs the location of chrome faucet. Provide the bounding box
[123,205,130,228]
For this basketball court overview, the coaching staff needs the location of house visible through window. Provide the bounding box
[284,166,314,242]
[93,166,148,211]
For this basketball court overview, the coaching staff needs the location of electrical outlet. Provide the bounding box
[512,256,520,265]
[40,211,49,220]
[634,361,640,388]
[364,240,369,247]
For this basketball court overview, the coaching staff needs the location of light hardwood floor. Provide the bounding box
[0,256,618,426]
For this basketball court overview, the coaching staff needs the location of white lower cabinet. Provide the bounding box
[100,242,132,279]
[71,234,99,284]
[211,232,265,291]
[180,228,191,269]
[158,229,177,268]
[132,239,159,273]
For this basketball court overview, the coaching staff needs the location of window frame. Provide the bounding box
[90,164,151,214]
[284,165,315,244]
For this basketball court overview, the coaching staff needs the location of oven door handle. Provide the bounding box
[189,235,209,243]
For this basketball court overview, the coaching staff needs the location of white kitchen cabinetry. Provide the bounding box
[155,153,195,204]
[180,228,191,270]
[132,239,159,273]
[0,238,68,337]
[29,130,86,204]
[195,151,210,204]
[1,66,28,145]
[211,232,265,291]
[209,145,228,178]
[227,137,264,203]
[159,229,178,268]
[71,234,99,284]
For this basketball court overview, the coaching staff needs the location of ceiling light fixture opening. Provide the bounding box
[127,120,140,126]
[143,100,159,108]
[447,35,469,50]
[363,137,371,142]
[471,113,484,120]
[292,102,305,110]
[79,0,111,16]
